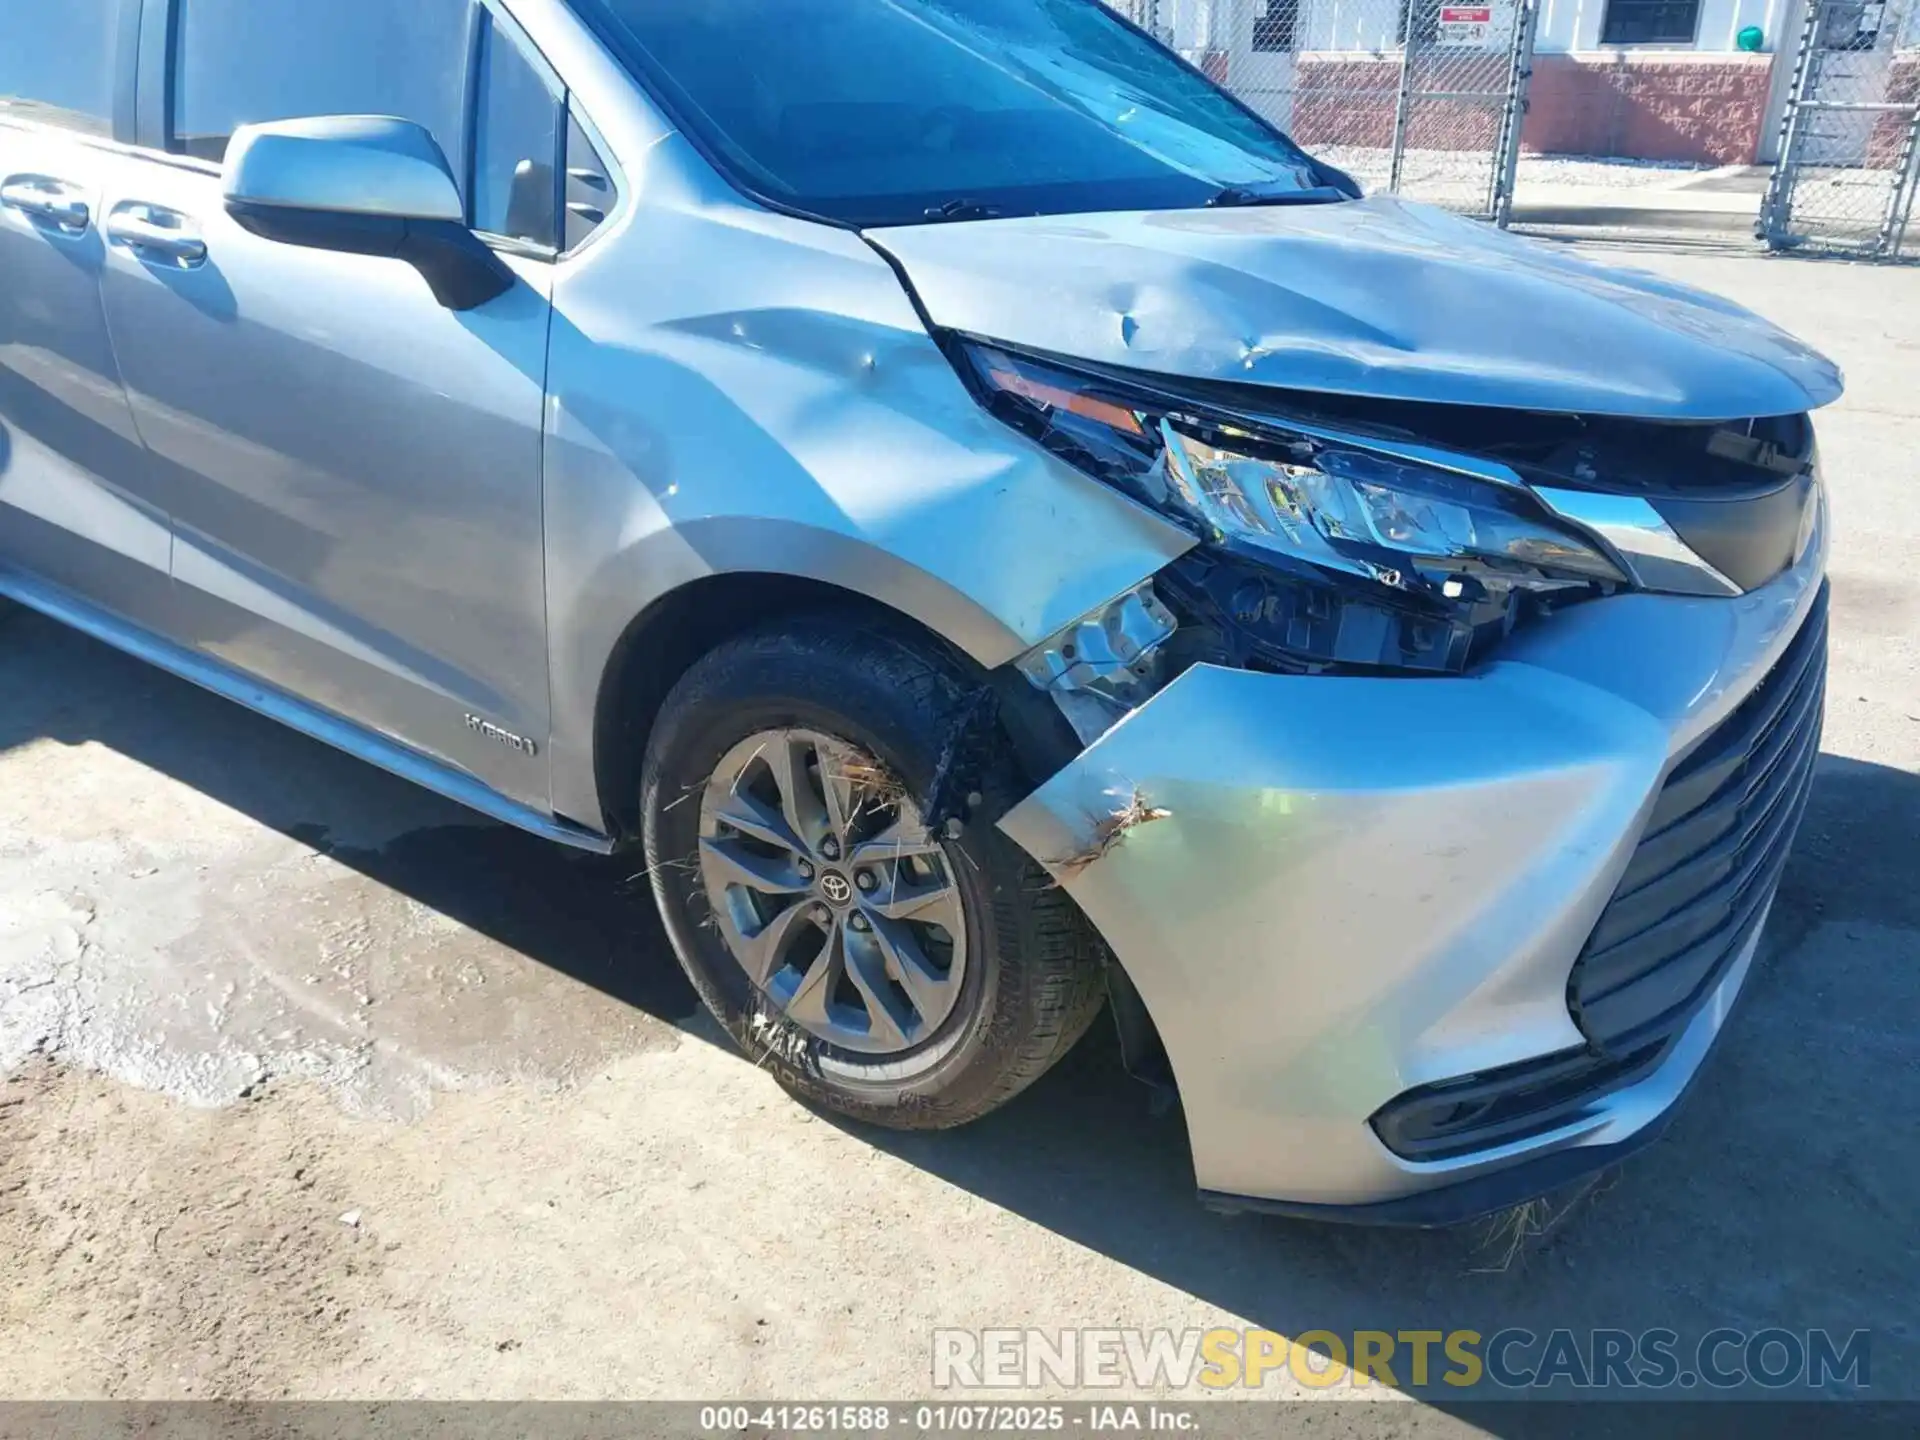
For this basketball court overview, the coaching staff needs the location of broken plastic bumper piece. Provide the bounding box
[997,519,1828,1223]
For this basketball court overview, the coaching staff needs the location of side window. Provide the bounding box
[170,0,471,164]
[564,114,613,251]
[0,0,120,137]
[473,16,563,249]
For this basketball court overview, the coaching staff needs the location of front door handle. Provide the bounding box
[0,176,91,232]
[105,204,208,266]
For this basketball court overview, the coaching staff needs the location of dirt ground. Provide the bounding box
[3,242,1918,1411]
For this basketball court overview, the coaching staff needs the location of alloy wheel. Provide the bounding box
[696,728,968,1055]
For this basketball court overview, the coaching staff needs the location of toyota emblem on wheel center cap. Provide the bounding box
[819,872,854,906]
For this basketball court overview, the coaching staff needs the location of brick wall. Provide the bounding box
[1288,57,1398,148]
[1271,50,1775,163]
[1871,53,1920,167]
[1520,53,1777,164]
[1287,54,1504,150]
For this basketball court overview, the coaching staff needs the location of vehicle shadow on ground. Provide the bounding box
[0,608,705,1030]
[3,611,1915,1412]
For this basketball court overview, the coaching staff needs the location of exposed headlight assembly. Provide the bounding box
[962,341,1631,678]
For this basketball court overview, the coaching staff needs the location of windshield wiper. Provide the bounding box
[1207,184,1352,209]
[922,198,1004,222]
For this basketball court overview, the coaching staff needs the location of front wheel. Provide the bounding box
[640,617,1108,1129]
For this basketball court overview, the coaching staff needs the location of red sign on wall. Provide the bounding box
[1438,3,1497,43]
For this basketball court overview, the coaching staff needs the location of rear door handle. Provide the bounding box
[105,203,207,266]
[0,176,91,231]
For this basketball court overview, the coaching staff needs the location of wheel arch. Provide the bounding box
[587,569,996,844]
[583,565,1176,1127]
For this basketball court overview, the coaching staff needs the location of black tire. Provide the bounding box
[641,614,1108,1130]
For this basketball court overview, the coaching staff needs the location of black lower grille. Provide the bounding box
[1371,1036,1673,1162]
[1569,584,1829,1055]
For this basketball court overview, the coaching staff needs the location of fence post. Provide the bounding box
[1489,0,1540,225]
[1881,102,1920,257]
[1759,0,1826,249]
[1389,0,1420,192]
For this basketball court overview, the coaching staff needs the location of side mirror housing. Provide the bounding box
[222,116,513,311]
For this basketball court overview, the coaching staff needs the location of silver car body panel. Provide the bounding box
[534,156,1196,825]
[998,506,1828,1206]
[486,0,1197,825]
[0,120,172,627]
[868,198,1844,421]
[92,142,560,812]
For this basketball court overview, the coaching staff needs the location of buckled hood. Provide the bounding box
[867,197,1844,421]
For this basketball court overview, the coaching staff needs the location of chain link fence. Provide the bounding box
[1109,0,1537,220]
[1110,0,1919,260]
[1751,0,1920,256]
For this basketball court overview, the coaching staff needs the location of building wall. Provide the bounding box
[1157,0,1802,57]
[1285,56,1508,148]
[1247,49,1777,163]
[1536,0,1795,50]
[1522,52,1778,161]
[1188,0,1800,162]
[1526,0,1795,160]
[1877,51,1920,165]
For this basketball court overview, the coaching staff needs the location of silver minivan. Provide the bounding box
[1,0,1836,1224]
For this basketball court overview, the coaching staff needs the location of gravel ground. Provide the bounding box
[2,244,1917,1413]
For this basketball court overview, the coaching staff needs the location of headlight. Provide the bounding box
[961,341,1631,675]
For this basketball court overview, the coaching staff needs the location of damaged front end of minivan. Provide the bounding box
[928,339,1827,1222]
[980,382,1827,1219]
[851,196,1840,1221]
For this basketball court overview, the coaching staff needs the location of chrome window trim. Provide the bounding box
[0,115,209,168]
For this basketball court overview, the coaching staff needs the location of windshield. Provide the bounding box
[569,0,1329,227]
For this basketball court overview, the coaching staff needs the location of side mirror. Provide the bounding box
[222,116,513,311]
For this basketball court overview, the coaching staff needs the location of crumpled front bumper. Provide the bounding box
[997,516,1828,1221]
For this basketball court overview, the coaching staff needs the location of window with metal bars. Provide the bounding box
[1396,0,1442,46]
[1600,0,1702,44]
[1252,0,1299,51]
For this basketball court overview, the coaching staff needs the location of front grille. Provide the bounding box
[1569,584,1829,1055]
